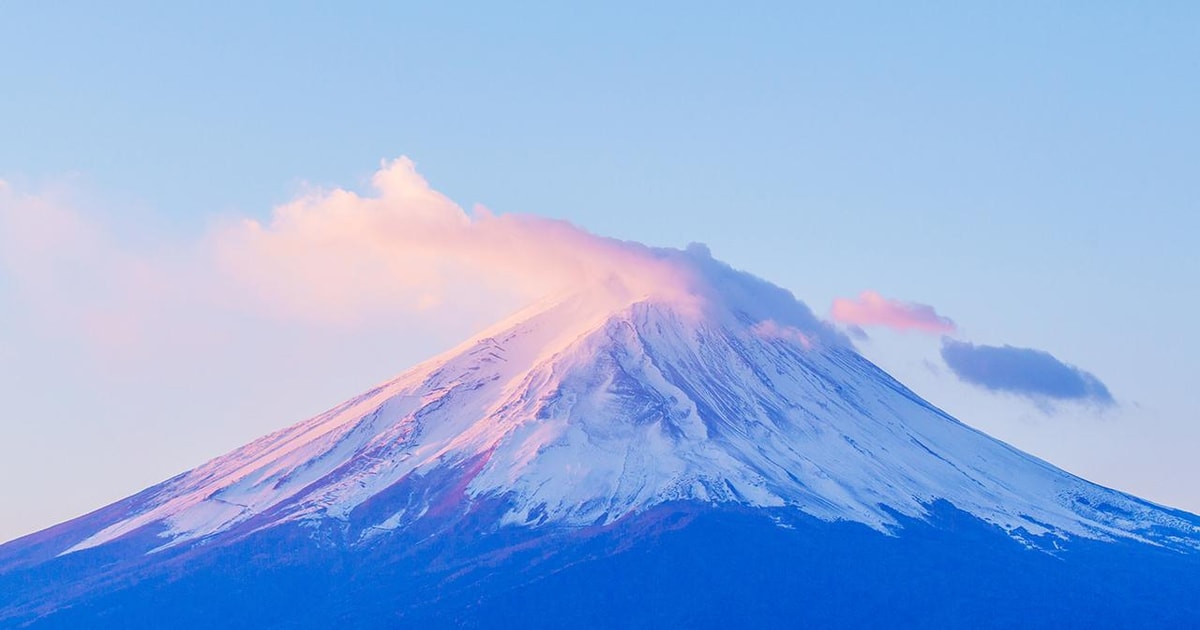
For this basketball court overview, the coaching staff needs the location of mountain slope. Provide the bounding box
[2,247,1198,627]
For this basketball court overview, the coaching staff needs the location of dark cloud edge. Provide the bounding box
[939,338,1115,408]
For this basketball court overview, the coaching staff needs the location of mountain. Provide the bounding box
[2,246,1199,628]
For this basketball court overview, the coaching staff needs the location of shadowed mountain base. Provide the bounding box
[5,502,1199,628]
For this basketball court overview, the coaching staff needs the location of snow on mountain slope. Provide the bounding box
[61,247,1200,555]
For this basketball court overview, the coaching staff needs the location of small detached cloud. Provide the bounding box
[940,339,1114,407]
[830,290,956,334]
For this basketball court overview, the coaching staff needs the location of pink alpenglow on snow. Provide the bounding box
[830,290,957,334]
[750,319,813,349]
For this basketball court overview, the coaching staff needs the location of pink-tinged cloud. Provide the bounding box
[0,157,845,368]
[0,180,161,351]
[830,290,957,334]
[0,159,855,547]
[0,158,707,356]
[207,157,697,324]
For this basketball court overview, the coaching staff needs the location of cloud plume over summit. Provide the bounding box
[207,157,694,323]
[0,158,704,345]
[1,157,847,361]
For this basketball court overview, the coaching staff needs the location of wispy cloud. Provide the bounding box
[830,290,956,334]
[940,339,1114,407]
[0,158,699,353]
[206,157,693,324]
[2,157,854,371]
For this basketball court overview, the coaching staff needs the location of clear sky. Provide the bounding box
[1,2,1197,543]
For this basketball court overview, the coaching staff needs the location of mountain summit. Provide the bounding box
[3,247,1199,627]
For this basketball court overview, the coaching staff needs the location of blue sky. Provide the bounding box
[1,2,1197,542]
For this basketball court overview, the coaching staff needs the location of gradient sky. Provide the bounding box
[1,2,1197,543]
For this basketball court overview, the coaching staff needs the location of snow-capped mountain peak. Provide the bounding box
[61,249,1200,555]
